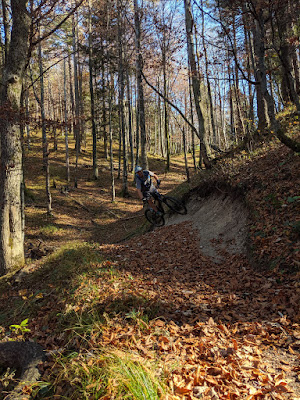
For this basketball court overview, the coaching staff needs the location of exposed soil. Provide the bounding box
[166,193,249,262]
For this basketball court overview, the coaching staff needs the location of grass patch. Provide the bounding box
[0,242,105,335]
[39,224,62,236]
[51,349,167,400]
[31,241,104,286]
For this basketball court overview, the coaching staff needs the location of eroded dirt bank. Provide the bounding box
[166,193,249,262]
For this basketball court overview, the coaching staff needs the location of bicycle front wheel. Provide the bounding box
[145,209,165,227]
[163,196,187,215]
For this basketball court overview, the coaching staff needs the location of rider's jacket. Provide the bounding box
[136,170,154,192]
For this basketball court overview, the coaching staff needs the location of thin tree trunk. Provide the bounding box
[88,0,98,180]
[68,53,75,140]
[134,0,147,169]
[126,69,134,171]
[157,77,164,157]
[1,0,10,66]
[38,33,52,214]
[183,92,190,182]
[232,16,246,141]
[118,0,128,196]
[101,47,108,160]
[184,0,211,169]
[109,74,115,201]
[161,14,170,171]
[64,58,70,184]
[49,84,58,151]
[135,76,140,166]
[188,73,196,169]
[72,14,80,187]
[249,30,268,132]
[24,76,31,150]
[201,0,216,145]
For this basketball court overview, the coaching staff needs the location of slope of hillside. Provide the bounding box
[0,126,299,399]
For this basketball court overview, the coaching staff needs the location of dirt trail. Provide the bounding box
[166,193,249,262]
[159,193,300,398]
[107,212,300,398]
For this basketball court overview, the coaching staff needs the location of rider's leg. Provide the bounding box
[144,189,158,212]
[148,198,158,212]
[148,187,161,213]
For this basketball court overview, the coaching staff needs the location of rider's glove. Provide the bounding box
[157,179,161,187]
[142,198,147,204]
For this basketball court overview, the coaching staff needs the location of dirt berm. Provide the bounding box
[166,192,248,263]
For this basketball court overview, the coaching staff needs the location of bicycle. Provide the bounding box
[144,186,187,227]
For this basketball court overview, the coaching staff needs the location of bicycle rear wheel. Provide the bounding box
[163,196,187,215]
[145,209,165,227]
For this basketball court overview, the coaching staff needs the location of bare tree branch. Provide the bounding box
[192,0,259,85]
[31,0,86,46]
[141,70,200,139]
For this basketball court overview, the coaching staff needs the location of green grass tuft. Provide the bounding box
[53,349,167,400]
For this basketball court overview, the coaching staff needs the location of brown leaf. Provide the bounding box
[205,376,218,385]
[207,367,222,376]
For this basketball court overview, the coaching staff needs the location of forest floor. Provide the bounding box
[0,114,299,399]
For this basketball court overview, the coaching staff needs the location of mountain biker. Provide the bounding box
[135,166,162,215]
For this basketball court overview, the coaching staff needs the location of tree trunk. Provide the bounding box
[134,0,147,169]
[161,13,170,171]
[101,47,108,160]
[64,58,70,184]
[109,74,115,201]
[157,77,165,157]
[1,0,10,65]
[126,69,134,172]
[184,0,211,169]
[201,0,217,146]
[254,12,300,152]
[274,7,300,111]
[134,76,140,166]
[183,92,190,182]
[88,0,98,180]
[68,53,75,140]
[72,14,80,187]
[232,17,246,141]
[118,0,128,197]
[38,33,52,214]
[0,0,31,275]
[188,73,196,169]
[250,28,268,132]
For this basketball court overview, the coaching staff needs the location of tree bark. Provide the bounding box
[88,0,98,180]
[38,34,52,214]
[0,0,31,275]
[72,14,80,187]
[134,0,148,169]
[118,0,128,197]
[126,70,134,171]
[1,0,10,65]
[63,58,70,184]
[201,0,217,146]
[250,26,268,132]
[184,0,211,169]
[253,11,300,152]
[109,74,115,202]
